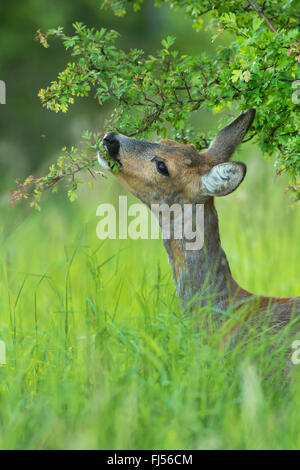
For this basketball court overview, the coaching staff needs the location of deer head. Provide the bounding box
[98,109,256,207]
[97,108,300,328]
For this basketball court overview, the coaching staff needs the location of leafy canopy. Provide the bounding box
[11,0,300,207]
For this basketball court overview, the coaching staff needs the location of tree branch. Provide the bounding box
[248,0,278,33]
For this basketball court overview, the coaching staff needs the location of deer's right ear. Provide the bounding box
[201,162,246,197]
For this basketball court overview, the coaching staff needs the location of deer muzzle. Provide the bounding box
[99,132,159,171]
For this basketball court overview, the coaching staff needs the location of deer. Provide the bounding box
[98,108,300,345]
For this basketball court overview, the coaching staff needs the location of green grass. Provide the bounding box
[0,145,299,450]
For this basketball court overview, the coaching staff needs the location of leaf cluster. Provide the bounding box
[12,1,300,205]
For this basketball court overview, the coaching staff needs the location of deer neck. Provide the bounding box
[162,198,240,307]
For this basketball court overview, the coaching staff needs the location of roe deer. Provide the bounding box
[98,109,299,338]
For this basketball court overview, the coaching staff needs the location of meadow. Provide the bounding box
[0,143,299,450]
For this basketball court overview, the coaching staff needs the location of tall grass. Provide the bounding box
[0,145,299,449]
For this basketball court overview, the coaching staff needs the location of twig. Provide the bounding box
[248,0,278,33]
[242,133,256,143]
[280,78,300,82]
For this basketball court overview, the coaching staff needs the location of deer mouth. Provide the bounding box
[97,148,122,171]
[98,132,122,171]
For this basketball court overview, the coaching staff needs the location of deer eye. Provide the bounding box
[155,160,170,177]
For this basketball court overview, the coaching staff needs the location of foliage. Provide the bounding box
[9,130,120,210]
[11,1,300,205]
[10,134,99,210]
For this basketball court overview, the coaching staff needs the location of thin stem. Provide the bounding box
[248,0,278,33]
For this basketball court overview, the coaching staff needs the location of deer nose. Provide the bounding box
[103,132,120,158]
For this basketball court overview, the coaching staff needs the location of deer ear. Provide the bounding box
[207,108,255,162]
[201,162,246,197]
